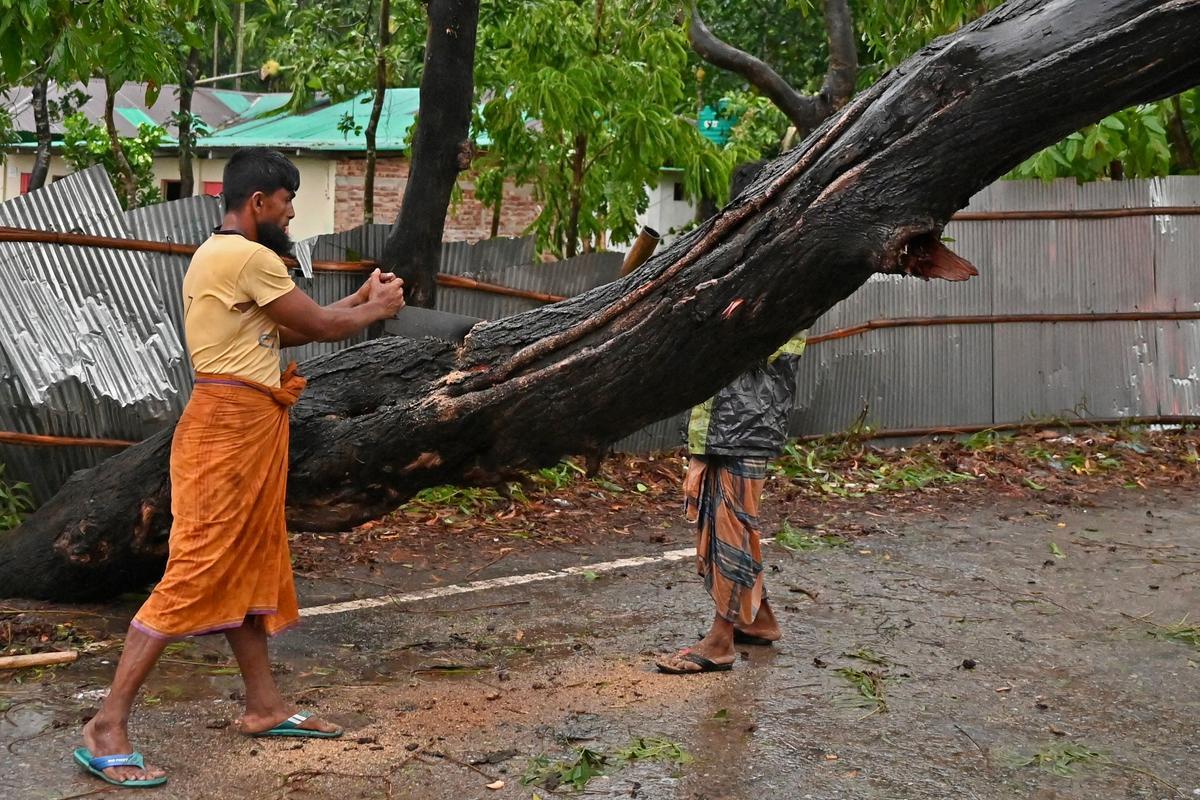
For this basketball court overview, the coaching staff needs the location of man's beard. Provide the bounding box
[258,222,294,257]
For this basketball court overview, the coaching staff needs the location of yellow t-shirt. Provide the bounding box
[182,233,297,387]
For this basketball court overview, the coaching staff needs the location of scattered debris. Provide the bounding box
[0,651,77,670]
[834,666,888,714]
[1010,741,1105,777]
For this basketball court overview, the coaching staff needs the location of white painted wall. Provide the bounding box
[635,171,699,248]
[2,153,337,241]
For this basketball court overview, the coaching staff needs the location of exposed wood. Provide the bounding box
[0,651,78,670]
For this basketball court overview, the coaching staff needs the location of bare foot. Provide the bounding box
[81,716,165,783]
[656,632,736,673]
[235,709,341,735]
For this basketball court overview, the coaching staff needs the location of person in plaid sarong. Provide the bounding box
[657,334,805,674]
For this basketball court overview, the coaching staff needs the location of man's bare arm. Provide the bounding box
[266,269,405,345]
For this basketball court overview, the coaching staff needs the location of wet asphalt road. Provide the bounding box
[3,489,1200,799]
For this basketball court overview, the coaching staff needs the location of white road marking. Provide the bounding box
[300,546,700,618]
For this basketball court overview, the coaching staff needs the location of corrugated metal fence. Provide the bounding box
[621,176,1200,451]
[285,226,621,362]
[4,171,1200,499]
[0,168,202,501]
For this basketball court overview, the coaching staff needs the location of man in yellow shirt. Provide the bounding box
[75,148,406,787]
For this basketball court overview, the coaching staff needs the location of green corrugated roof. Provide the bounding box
[210,89,254,114]
[115,106,179,142]
[198,88,450,153]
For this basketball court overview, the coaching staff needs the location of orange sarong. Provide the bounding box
[132,364,306,640]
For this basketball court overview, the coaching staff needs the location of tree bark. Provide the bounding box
[1168,94,1198,171]
[103,79,140,209]
[3,0,1199,600]
[234,1,246,91]
[565,133,587,258]
[688,0,857,135]
[380,0,480,308]
[28,71,52,192]
[364,0,392,225]
[489,192,502,238]
[178,48,201,198]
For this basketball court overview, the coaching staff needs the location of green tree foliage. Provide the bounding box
[694,0,1198,183]
[266,0,426,113]
[694,0,1006,161]
[0,463,33,531]
[1011,90,1200,181]
[475,0,732,257]
[61,114,168,207]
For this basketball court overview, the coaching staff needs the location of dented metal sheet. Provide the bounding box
[623,177,1200,453]
[0,167,204,500]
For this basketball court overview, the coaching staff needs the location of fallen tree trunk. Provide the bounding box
[3,0,1198,600]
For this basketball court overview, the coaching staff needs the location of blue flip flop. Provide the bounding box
[73,748,167,787]
[251,710,343,738]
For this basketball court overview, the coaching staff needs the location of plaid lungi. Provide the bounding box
[683,455,768,626]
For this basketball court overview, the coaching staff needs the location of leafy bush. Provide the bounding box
[0,463,33,531]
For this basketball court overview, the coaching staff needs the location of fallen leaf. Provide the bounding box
[486,780,505,790]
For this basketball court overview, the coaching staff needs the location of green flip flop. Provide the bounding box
[73,748,167,788]
[251,710,343,738]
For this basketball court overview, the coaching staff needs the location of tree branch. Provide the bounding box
[688,0,858,135]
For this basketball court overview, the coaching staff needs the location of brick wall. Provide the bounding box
[334,157,541,241]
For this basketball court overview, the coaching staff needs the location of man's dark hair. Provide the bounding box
[222,148,300,211]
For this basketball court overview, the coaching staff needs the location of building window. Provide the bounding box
[202,180,223,196]
[162,179,183,201]
[672,181,684,202]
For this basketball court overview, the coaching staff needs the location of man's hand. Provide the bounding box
[355,268,400,304]
[365,268,405,319]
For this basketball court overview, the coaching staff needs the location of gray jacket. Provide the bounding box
[687,334,807,458]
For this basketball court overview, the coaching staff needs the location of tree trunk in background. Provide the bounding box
[364,0,392,224]
[688,0,857,136]
[27,71,52,191]
[380,0,480,308]
[103,79,140,208]
[178,48,201,198]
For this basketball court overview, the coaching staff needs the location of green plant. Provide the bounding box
[522,737,691,792]
[409,485,505,515]
[522,747,608,791]
[834,666,888,713]
[0,463,33,531]
[616,736,692,766]
[61,113,166,208]
[774,521,847,551]
[1148,617,1200,650]
[962,428,1014,452]
[535,459,586,491]
[1009,89,1199,181]
[772,440,974,498]
[1011,741,1105,777]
